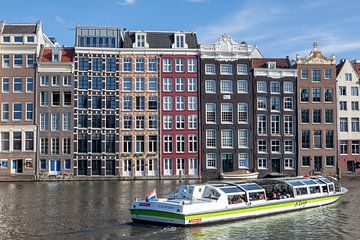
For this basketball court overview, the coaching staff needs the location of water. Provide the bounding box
[0,178,358,240]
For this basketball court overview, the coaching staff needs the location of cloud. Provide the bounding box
[55,15,66,24]
[115,0,136,5]
[188,0,206,3]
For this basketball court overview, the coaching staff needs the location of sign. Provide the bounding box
[223,95,231,100]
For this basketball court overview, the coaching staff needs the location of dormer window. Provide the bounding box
[14,36,23,43]
[52,49,61,62]
[268,62,276,69]
[134,33,148,48]
[173,33,187,49]
[3,36,10,43]
[27,36,35,43]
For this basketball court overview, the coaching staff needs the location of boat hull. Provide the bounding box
[130,194,343,226]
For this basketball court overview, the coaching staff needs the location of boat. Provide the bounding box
[221,170,259,180]
[130,176,348,226]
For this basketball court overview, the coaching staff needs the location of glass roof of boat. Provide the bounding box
[318,177,333,184]
[239,183,264,191]
[302,179,318,186]
[287,181,306,187]
[313,179,327,185]
[220,186,245,194]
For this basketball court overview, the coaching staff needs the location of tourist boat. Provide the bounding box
[221,170,259,180]
[130,176,348,226]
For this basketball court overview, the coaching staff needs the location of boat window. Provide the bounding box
[295,187,308,196]
[321,185,328,193]
[318,177,332,184]
[309,186,321,194]
[220,186,244,194]
[202,187,221,200]
[239,183,264,191]
[302,179,318,186]
[287,181,305,187]
[248,191,266,201]
[228,193,246,204]
[328,184,335,192]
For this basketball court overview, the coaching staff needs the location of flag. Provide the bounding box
[146,189,157,202]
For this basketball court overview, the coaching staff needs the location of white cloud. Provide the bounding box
[55,15,66,25]
[115,0,136,5]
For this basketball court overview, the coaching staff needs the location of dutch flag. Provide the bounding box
[146,189,157,202]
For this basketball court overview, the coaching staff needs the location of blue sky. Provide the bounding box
[1,0,360,61]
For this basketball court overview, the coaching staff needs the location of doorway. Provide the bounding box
[272,159,281,173]
[12,159,23,173]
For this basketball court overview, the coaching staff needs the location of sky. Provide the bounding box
[1,0,360,61]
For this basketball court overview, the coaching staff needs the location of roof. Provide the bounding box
[251,58,292,69]
[40,48,74,62]
[1,24,37,34]
[353,61,360,76]
[336,59,346,77]
[123,31,198,49]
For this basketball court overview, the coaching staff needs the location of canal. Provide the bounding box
[0,177,358,240]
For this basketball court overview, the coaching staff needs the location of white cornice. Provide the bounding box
[37,62,74,73]
[253,68,297,78]
[74,47,198,55]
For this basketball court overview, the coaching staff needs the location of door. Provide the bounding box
[271,159,281,173]
[347,161,355,172]
[123,159,132,176]
[12,159,23,173]
[106,160,115,175]
[78,160,88,176]
[49,160,61,175]
[164,158,173,176]
[176,158,185,175]
[314,156,322,172]
[135,159,145,176]
[148,159,157,176]
[188,158,198,175]
[222,153,233,173]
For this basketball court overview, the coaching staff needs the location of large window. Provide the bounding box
[206,103,216,123]
[176,96,185,110]
[135,58,144,72]
[271,115,280,135]
[325,109,333,123]
[148,96,158,110]
[135,77,144,92]
[220,80,233,93]
[237,80,248,93]
[106,58,116,72]
[163,78,172,92]
[188,59,197,72]
[175,78,185,92]
[271,140,280,153]
[284,97,293,110]
[284,115,293,135]
[313,109,321,123]
[302,130,310,148]
[206,129,216,148]
[220,64,232,74]
[300,88,309,102]
[257,97,267,110]
[237,64,247,75]
[257,81,267,92]
[238,153,249,169]
[324,88,333,102]
[136,96,145,110]
[13,103,22,120]
[175,58,184,72]
[176,115,185,129]
[123,58,132,72]
[163,96,172,111]
[206,153,217,169]
[135,136,145,153]
[284,140,293,153]
[148,115,157,129]
[312,88,321,102]
[238,103,248,123]
[148,58,157,72]
[148,77,157,92]
[163,135,173,153]
[238,129,248,148]
[188,78,197,92]
[352,141,360,154]
[123,115,132,130]
[340,140,348,154]
[221,130,233,148]
[163,58,172,72]
[176,135,185,153]
[123,136,132,153]
[106,77,116,90]
[92,58,102,71]
[352,118,360,132]
[326,130,334,148]
[205,64,215,74]
[148,136,157,153]
[163,115,173,130]
[314,130,322,148]
[123,96,132,110]
[205,80,216,93]
[340,118,348,132]
[188,115,198,129]
[312,69,321,82]
[258,140,267,153]
[79,57,89,71]
[271,82,280,94]
[257,115,267,135]
[271,97,280,112]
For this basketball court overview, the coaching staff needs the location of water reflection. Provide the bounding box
[0,178,358,240]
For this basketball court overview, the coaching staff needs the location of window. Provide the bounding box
[163,96,172,111]
[324,88,333,102]
[340,140,348,154]
[13,103,22,120]
[238,153,249,169]
[326,131,334,148]
[136,34,145,47]
[237,64,247,75]
[188,78,197,92]
[92,115,102,128]
[51,76,60,86]
[206,129,216,148]
[205,80,216,93]
[257,96,267,110]
[220,80,233,93]
[13,132,22,151]
[135,58,144,72]
[105,96,115,109]
[221,103,233,123]
[345,73,352,81]
[13,77,22,93]
[257,81,267,92]
[284,97,293,110]
[92,77,102,90]
[340,118,348,132]
[176,135,185,153]
[324,69,331,79]
[163,78,172,92]
[175,58,184,72]
[1,103,9,121]
[2,54,10,67]
[14,54,22,67]
[40,113,48,131]
[148,96,158,110]
[106,77,116,90]
[148,136,157,153]
[175,78,185,91]
[52,92,60,106]
[237,80,248,93]
[302,130,310,148]
[301,110,309,123]
[352,118,360,132]
[14,36,23,43]
[163,135,173,153]
[271,115,280,135]
[78,76,88,89]
[312,69,321,82]
[2,78,9,92]
[163,115,173,130]
[258,158,267,169]
[176,96,185,110]
[40,138,48,154]
[106,134,115,153]
[352,101,359,111]
[284,115,293,135]
[123,136,132,153]
[206,103,216,123]
[339,86,346,96]
[51,113,60,131]
[284,82,293,93]
[271,82,280,94]
[106,58,116,72]
[123,115,132,130]
[205,64,215,74]
[63,76,72,86]
[352,141,360,154]
[238,129,248,148]
[188,59,197,72]
[123,58,132,72]
[3,36,10,42]
[27,36,35,42]
[351,87,359,96]
[135,96,145,110]
[206,153,217,169]
[312,88,321,102]
[27,54,34,67]
[271,97,280,112]
[92,58,102,71]
[148,115,157,129]
[313,109,321,123]
[63,92,71,106]
[148,77,157,92]
[163,58,172,72]
[300,89,309,102]
[237,103,248,123]
[24,132,33,151]
[25,103,33,121]
[271,140,280,153]
[326,156,334,166]
[135,136,145,153]
[340,101,347,111]
[221,130,233,148]
[123,77,132,91]
[135,116,145,129]
[314,130,322,148]
[258,140,267,153]
[257,115,267,135]
[148,58,157,72]
[176,115,185,129]
[65,159,71,170]
[284,140,293,153]
[188,135,198,153]
[188,115,198,129]
[135,77,144,92]
[188,96,197,111]
[78,133,88,153]
[79,57,88,71]
[51,137,60,155]
[123,96,132,110]
[302,157,310,167]
[284,158,294,169]
[63,138,71,154]
[175,34,185,48]
[325,109,333,123]
[77,114,88,129]
[220,64,232,74]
